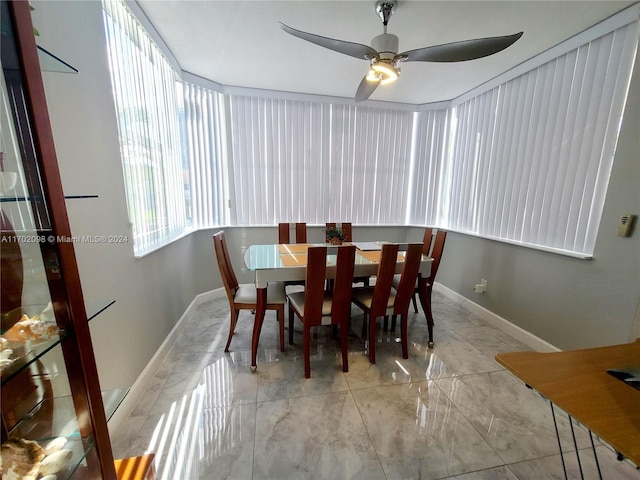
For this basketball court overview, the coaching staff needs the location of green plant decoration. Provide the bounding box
[325,227,345,245]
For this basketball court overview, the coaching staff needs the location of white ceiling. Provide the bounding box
[136,1,636,105]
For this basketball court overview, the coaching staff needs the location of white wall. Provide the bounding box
[32,0,639,397]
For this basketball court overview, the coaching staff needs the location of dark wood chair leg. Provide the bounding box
[303,322,311,378]
[421,284,434,348]
[288,303,295,345]
[278,305,285,352]
[401,312,408,359]
[341,323,349,372]
[425,291,434,348]
[361,312,368,338]
[225,309,239,352]
[369,316,377,364]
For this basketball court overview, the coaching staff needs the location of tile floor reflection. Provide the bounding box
[110,291,640,479]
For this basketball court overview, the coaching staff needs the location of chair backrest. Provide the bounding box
[393,243,423,313]
[304,245,356,327]
[329,245,356,320]
[428,230,448,283]
[303,246,328,322]
[213,231,239,300]
[295,222,307,243]
[278,222,307,243]
[369,243,400,315]
[325,222,353,242]
[278,223,290,244]
[422,227,434,256]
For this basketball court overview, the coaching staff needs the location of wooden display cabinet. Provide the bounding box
[0,1,121,478]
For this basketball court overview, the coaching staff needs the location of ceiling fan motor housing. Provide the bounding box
[368,33,401,84]
[371,33,399,59]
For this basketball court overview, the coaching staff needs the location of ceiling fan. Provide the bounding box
[280,0,523,102]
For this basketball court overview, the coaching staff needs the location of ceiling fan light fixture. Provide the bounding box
[280,0,523,102]
[367,61,398,85]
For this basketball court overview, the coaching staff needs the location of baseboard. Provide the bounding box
[108,288,226,435]
[433,283,560,353]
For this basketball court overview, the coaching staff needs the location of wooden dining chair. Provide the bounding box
[287,245,356,378]
[392,227,434,313]
[350,243,400,364]
[391,230,447,345]
[325,222,353,242]
[278,222,307,244]
[386,243,424,358]
[213,231,287,352]
[419,229,447,344]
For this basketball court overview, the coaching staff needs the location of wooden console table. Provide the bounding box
[496,339,640,478]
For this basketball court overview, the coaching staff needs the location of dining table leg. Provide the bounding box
[250,285,268,372]
[417,276,435,348]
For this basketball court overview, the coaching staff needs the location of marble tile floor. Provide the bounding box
[110,292,640,479]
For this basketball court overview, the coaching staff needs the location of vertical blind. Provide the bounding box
[103,0,186,256]
[227,96,415,225]
[182,83,228,228]
[104,0,637,258]
[407,109,451,226]
[444,21,638,255]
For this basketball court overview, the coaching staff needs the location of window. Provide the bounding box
[227,96,415,225]
[103,0,637,259]
[182,82,228,228]
[440,20,638,257]
[103,0,188,256]
[407,108,450,226]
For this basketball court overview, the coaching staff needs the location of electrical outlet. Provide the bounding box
[617,214,636,237]
[473,279,487,293]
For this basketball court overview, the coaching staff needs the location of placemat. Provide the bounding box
[278,244,311,254]
[279,253,308,266]
[357,250,405,262]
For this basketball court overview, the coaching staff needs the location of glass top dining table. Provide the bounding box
[243,242,433,371]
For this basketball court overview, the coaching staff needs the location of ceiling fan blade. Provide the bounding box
[399,32,523,63]
[355,75,379,102]
[280,22,377,60]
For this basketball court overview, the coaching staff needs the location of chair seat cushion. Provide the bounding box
[351,287,396,311]
[288,291,335,325]
[235,281,287,304]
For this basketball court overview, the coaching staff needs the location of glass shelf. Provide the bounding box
[37,45,78,74]
[0,331,66,385]
[1,300,116,385]
[4,389,128,480]
[102,388,130,423]
[9,388,128,440]
[0,194,99,202]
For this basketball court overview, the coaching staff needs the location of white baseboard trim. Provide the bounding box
[108,288,226,435]
[433,283,560,353]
